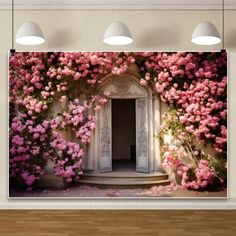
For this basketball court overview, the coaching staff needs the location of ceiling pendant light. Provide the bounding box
[191,0,226,46]
[11,0,45,46]
[191,21,221,45]
[103,21,133,45]
[16,21,45,45]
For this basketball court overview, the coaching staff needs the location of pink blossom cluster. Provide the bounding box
[9,116,51,187]
[9,52,48,102]
[59,99,91,128]
[135,52,227,154]
[51,98,101,143]
[21,165,43,187]
[180,160,216,190]
[17,96,48,116]
[50,52,135,85]
[162,147,185,173]
[9,52,132,108]
[177,77,227,153]
[162,148,217,190]
[50,132,84,182]
[76,116,96,143]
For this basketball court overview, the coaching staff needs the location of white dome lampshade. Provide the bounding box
[103,21,133,45]
[16,21,45,45]
[191,21,221,45]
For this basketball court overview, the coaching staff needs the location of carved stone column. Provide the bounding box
[153,96,161,171]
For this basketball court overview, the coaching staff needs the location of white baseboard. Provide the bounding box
[1,202,236,209]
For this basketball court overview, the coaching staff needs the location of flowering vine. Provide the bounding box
[159,109,227,190]
[135,52,227,155]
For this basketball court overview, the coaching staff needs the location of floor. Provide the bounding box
[0,210,235,235]
[112,159,136,171]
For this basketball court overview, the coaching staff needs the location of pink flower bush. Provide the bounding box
[9,52,227,190]
[50,132,84,183]
[9,116,51,188]
[181,160,216,190]
[160,109,226,190]
[163,150,217,190]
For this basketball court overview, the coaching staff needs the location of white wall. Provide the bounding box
[0,9,236,209]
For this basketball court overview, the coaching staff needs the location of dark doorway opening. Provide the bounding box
[112,99,136,171]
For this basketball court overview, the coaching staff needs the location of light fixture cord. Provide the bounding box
[11,0,15,50]
[222,0,225,50]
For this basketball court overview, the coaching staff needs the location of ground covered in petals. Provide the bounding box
[10,184,227,198]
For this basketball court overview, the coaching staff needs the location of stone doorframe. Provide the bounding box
[84,73,161,174]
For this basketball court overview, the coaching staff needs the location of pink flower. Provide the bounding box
[155,83,164,93]
[60,96,67,102]
[140,79,147,86]
[103,91,111,97]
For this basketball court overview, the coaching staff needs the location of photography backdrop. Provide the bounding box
[0,9,235,208]
[9,51,227,198]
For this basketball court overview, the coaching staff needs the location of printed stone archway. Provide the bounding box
[84,74,162,174]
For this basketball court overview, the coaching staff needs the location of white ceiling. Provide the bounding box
[0,0,236,10]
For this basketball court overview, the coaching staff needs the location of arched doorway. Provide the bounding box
[85,73,162,174]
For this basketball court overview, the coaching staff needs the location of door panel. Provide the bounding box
[136,98,149,172]
[99,100,112,172]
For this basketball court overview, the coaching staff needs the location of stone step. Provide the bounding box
[78,171,170,186]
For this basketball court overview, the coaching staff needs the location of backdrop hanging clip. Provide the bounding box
[10,49,16,54]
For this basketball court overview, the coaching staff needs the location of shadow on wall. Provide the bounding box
[135,26,181,48]
[226,30,236,48]
[47,28,76,49]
